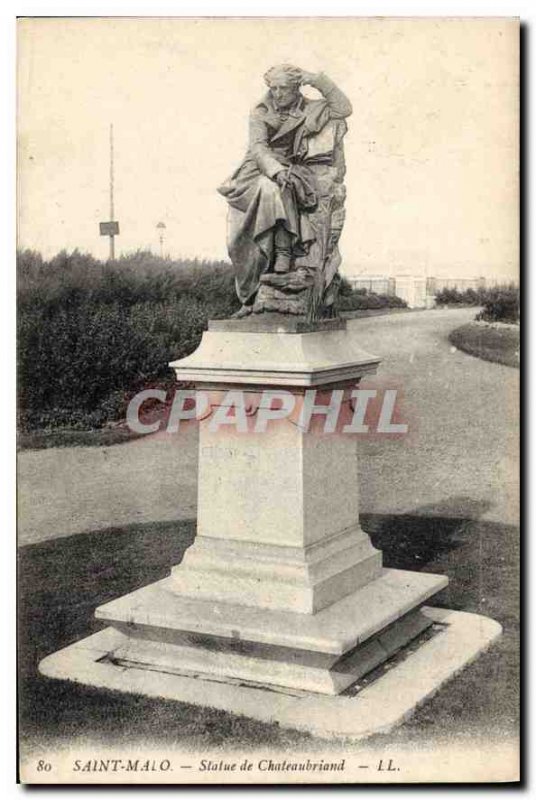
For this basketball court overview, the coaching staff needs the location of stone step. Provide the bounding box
[96,567,448,656]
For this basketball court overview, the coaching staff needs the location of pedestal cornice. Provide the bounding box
[169,321,381,388]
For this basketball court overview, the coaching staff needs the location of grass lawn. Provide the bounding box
[449,323,520,368]
[17,425,144,451]
[18,510,519,755]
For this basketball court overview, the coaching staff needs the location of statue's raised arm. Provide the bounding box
[218,64,352,320]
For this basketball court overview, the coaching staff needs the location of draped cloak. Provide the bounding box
[217,73,352,305]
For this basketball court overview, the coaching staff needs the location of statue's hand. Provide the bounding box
[299,70,318,86]
[274,169,289,188]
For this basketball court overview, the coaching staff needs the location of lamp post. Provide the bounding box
[156,222,166,258]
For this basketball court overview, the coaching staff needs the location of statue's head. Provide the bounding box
[264,64,302,110]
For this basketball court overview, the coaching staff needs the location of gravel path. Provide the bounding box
[17,308,519,546]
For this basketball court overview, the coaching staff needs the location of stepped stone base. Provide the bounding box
[36,323,499,736]
[97,607,432,696]
[92,567,447,696]
[170,526,382,614]
[39,607,502,740]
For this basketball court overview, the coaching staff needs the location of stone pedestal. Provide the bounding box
[92,318,448,696]
[170,389,382,614]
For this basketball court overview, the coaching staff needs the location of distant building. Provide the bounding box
[346,275,396,295]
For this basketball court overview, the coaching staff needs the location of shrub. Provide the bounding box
[337,289,407,312]
[435,287,467,305]
[17,249,412,431]
[17,250,240,430]
[476,287,520,323]
[338,276,354,297]
[435,284,518,309]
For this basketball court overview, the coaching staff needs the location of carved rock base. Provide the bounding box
[253,268,313,315]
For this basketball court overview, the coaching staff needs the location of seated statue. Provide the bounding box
[218,64,352,319]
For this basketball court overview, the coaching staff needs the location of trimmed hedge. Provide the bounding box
[337,285,407,312]
[17,250,240,430]
[476,289,520,324]
[18,252,409,431]
[435,284,519,318]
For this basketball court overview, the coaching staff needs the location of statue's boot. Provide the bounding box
[232,304,253,318]
[273,224,292,273]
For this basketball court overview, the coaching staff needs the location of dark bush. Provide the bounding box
[17,250,239,431]
[476,288,520,323]
[435,284,518,309]
[338,276,354,297]
[435,287,466,305]
[338,289,407,312]
[17,249,412,431]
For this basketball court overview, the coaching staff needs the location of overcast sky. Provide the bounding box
[17,17,518,279]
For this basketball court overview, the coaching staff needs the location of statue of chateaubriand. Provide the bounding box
[218,64,352,320]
